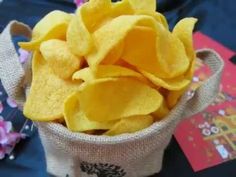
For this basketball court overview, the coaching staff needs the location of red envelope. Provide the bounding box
[175,32,236,172]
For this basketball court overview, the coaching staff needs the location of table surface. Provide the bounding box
[0,0,235,177]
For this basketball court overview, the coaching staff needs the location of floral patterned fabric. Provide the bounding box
[74,0,84,7]
[0,117,25,159]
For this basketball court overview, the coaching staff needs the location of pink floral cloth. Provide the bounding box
[74,0,85,6]
[0,117,25,159]
[18,48,29,64]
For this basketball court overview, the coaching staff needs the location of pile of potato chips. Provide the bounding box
[19,0,197,136]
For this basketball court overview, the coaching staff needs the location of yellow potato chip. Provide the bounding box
[122,23,189,79]
[122,26,162,75]
[78,0,112,32]
[32,11,71,39]
[162,18,197,107]
[173,18,198,61]
[40,39,82,79]
[121,0,168,29]
[185,57,196,80]
[111,0,134,17]
[166,58,195,108]
[73,68,95,82]
[167,89,187,108]
[167,42,196,108]
[64,92,117,132]
[154,12,169,29]
[152,99,169,120]
[79,0,136,31]
[19,10,72,50]
[23,52,81,121]
[156,24,190,78]
[140,70,191,90]
[86,15,156,67]
[138,11,168,29]
[67,0,134,57]
[79,78,163,121]
[66,13,93,57]
[128,0,156,12]
[166,63,194,108]
[104,115,154,136]
[131,0,167,29]
[73,65,144,82]
[102,41,124,65]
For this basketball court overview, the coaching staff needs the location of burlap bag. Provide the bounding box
[0,21,224,177]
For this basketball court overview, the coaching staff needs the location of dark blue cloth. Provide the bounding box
[0,0,235,177]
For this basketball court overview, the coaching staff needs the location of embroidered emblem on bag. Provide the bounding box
[80,161,126,177]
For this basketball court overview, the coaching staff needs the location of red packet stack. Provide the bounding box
[175,32,236,172]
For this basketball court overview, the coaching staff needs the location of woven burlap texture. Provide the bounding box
[0,21,224,177]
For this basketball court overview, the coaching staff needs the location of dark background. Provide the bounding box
[0,0,235,176]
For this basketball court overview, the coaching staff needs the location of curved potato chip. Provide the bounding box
[111,0,134,17]
[181,56,196,91]
[73,65,144,82]
[173,18,198,79]
[73,68,95,82]
[79,0,135,32]
[40,39,82,79]
[122,23,190,79]
[78,0,112,32]
[166,59,196,108]
[68,0,134,57]
[64,92,117,132]
[79,78,163,121]
[32,11,71,39]
[102,41,124,65]
[186,58,196,79]
[166,62,195,108]
[137,11,168,29]
[166,51,196,108]
[122,26,163,76]
[154,12,169,29]
[167,88,187,108]
[86,15,156,67]
[19,10,72,50]
[173,18,198,61]
[67,13,93,56]
[23,52,81,121]
[155,24,190,78]
[128,0,156,12]
[140,70,191,90]
[104,115,154,136]
[167,45,196,109]
[152,99,169,120]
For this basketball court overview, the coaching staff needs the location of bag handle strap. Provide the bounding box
[0,21,31,109]
[182,49,224,118]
